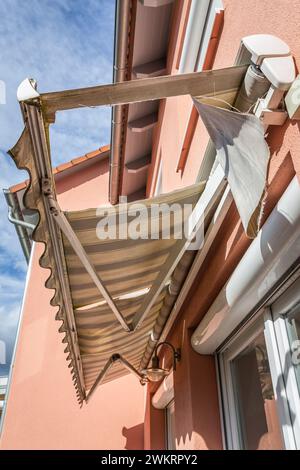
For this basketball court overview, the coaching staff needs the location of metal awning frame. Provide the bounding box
[36,64,247,122]
[17,66,246,398]
[18,69,236,331]
[22,101,87,400]
[43,185,132,333]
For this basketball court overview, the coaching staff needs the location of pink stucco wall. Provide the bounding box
[2,0,300,451]
[56,157,110,211]
[145,0,300,450]
[147,0,300,197]
[0,157,145,450]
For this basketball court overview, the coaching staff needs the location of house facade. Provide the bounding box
[1,0,300,450]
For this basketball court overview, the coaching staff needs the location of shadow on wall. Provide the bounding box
[171,326,223,450]
[122,423,144,450]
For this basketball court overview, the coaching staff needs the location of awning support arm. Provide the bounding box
[119,354,147,382]
[86,353,147,403]
[85,355,115,403]
[42,184,132,333]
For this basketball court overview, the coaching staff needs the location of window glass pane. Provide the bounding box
[166,400,176,450]
[231,331,284,449]
[285,303,300,393]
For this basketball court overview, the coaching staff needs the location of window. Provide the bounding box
[220,316,284,449]
[284,303,300,393]
[270,276,300,448]
[165,399,176,450]
[219,275,300,450]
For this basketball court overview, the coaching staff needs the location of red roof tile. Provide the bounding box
[9,146,110,193]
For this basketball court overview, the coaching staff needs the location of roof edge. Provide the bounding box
[9,145,110,193]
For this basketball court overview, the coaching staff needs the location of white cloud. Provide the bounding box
[0,0,115,373]
[0,274,25,302]
[50,105,112,164]
[0,0,114,158]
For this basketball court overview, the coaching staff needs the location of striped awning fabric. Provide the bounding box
[62,183,205,390]
[7,117,216,405]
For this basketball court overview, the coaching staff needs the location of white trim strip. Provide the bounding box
[0,243,35,436]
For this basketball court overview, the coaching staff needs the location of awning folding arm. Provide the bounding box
[85,354,148,403]
[42,179,132,333]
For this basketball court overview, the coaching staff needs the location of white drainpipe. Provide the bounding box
[7,207,35,231]
[178,0,211,73]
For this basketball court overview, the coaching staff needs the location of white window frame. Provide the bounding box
[165,398,176,450]
[218,275,300,450]
[218,313,279,449]
[268,277,300,448]
[263,309,297,449]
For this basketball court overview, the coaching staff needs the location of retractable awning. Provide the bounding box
[9,124,224,404]
[8,64,270,404]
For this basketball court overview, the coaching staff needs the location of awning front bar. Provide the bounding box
[39,65,247,122]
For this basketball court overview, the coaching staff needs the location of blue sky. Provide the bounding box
[0,0,115,375]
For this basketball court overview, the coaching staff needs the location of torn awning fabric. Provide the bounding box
[193,100,270,238]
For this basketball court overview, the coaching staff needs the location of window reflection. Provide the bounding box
[285,304,300,393]
[231,332,284,449]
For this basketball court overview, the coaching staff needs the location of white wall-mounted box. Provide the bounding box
[285,75,300,120]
